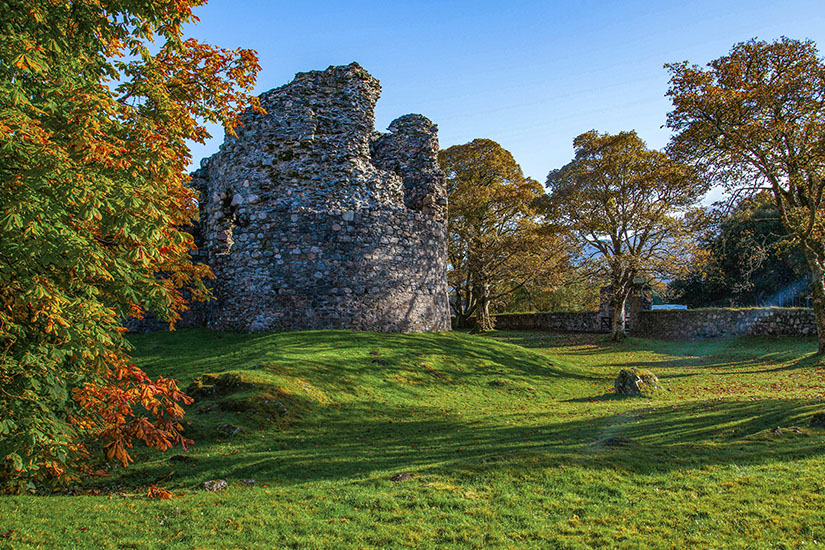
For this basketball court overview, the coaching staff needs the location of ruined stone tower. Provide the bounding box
[189,63,450,332]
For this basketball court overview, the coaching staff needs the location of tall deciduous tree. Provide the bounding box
[439,139,563,331]
[546,130,704,341]
[666,37,825,352]
[0,0,261,489]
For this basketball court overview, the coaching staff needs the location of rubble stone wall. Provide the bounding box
[494,312,602,333]
[634,307,816,339]
[491,307,816,339]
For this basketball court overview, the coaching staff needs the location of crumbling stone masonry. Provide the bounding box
[187,63,450,332]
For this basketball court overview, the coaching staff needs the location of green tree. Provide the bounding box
[546,130,704,341]
[669,193,807,307]
[666,37,825,352]
[0,0,260,489]
[439,139,564,331]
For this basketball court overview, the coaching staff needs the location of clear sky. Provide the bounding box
[184,0,825,200]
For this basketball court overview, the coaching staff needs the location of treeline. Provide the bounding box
[441,132,703,342]
[444,37,825,350]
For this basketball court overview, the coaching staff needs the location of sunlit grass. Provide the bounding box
[2,329,824,549]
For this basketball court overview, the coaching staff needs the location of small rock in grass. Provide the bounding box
[202,479,228,492]
[810,413,825,427]
[369,350,381,356]
[390,473,413,482]
[240,479,256,486]
[614,368,659,396]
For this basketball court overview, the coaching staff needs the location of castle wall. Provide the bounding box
[189,63,450,333]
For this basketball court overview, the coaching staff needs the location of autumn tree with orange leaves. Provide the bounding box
[0,0,261,490]
[666,38,825,353]
[440,139,565,332]
[546,131,704,341]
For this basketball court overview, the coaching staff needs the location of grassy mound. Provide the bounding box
[105,329,593,489]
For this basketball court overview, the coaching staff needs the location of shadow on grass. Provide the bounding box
[488,331,817,362]
[109,396,825,490]
[563,393,629,403]
[107,329,825,493]
[489,331,821,381]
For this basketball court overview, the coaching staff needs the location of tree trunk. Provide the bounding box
[450,285,477,329]
[610,290,630,342]
[452,310,472,329]
[475,281,495,332]
[799,249,825,354]
[450,291,471,329]
[809,267,825,354]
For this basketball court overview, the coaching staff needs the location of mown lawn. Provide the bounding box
[2,329,825,549]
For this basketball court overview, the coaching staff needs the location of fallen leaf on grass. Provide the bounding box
[147,485,173,500]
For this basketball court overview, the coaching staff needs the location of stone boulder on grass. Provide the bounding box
[614,368,659,396]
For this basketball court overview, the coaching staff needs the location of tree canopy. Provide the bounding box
[439,139,565,331]
[546,130,704,340]
[0,0,260,489]
[666,37,825,352]
[669,193,808,308]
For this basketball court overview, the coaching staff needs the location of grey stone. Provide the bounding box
[614,368,659,396]
[202,479,228,492]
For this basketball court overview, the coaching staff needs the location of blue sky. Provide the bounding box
[184,0,825,200]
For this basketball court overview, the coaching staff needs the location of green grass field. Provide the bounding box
[2,329,825,549]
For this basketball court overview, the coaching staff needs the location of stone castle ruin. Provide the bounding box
[185,63,450,332]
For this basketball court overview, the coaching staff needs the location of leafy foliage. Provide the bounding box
[546,130,705,340]
[666,37,825,351]
[669,193,808,307]
[0,0,261,489]
[495,264,601,314]
[438,139,566,330]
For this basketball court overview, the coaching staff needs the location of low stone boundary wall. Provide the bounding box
[494,312,602,333]
[492,307,816,339]
[634,307,816,339]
